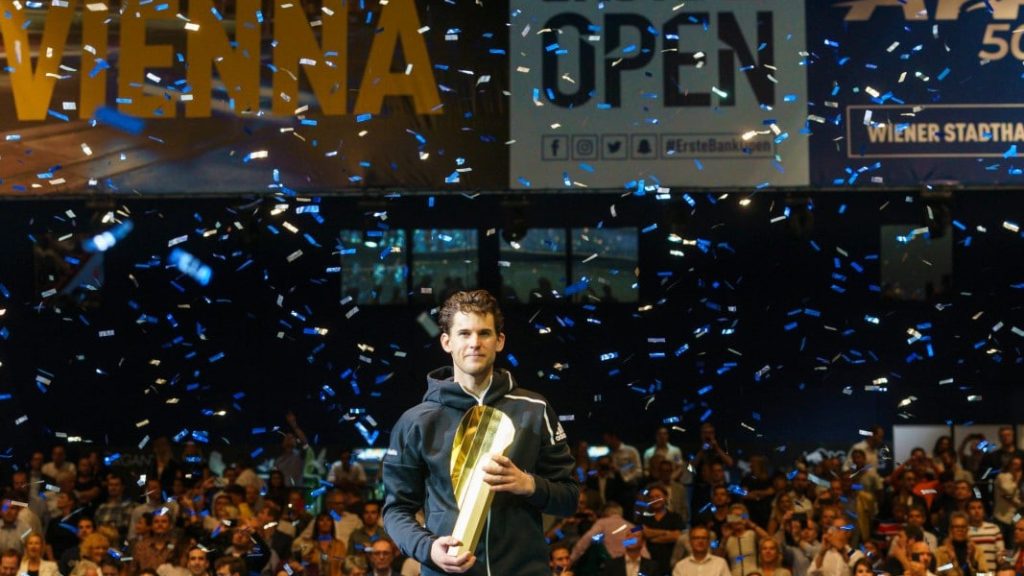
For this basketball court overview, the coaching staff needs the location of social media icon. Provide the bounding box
[573,135,598,160]
[541,135,569,160]
[602,134,628,160]
[631,134,657,159]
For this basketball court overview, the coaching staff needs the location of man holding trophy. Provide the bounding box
[383,290,580,575]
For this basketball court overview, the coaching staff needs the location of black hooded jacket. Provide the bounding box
[382,367,579,576]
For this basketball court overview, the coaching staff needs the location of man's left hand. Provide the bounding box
[482,454,535,496]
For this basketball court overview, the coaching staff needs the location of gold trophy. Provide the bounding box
[447,405,516,557]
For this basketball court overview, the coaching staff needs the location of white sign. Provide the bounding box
[509,0,809,190]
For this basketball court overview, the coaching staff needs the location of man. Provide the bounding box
[349,501,388,556]
[58,516,95,575]
[641,485,684,576]
[128,478,180,539]
[383,290,579,576]
[966,498,1004,568]
[905,541,936,576]
[604,431,643,486]
[131,513,177,573]
[214,556,246,576]
[94,474,133,538]
[0,549,19,576]
[276,412,310,489]
[186,546,211,576]
[222,523,274,576]
[255,500,293,563]
[0,503,29,555]
[295,488,362,548]
[845,426,886,475]
[6,471,45,536]
[695,485,732,539]
[366,539,397,576]
[789,470,815,515]
[603,531,660,576]
[654,459,689,523]
[570,503,641,564]
[672,526,730,576]
[549,545,574,576]
[691,424,734,516]
[644,428,686,483]
[906,505,939,551]
[585,456,628,511]
[43,445,76,481]
[809,517,866,576]
[981,427,1024,481]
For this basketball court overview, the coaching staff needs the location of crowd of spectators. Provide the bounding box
[3,418,1024,576]
[547,423,1024,576]
[0,414,412,576]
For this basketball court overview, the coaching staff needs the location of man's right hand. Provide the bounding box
[430,536,476,573]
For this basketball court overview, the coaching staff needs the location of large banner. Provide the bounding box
[808,0,1024,186]
[1,0,1024,194]
[0,0,509,193]
[509,0,809,190]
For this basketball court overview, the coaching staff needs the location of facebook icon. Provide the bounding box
[541,135,569,160]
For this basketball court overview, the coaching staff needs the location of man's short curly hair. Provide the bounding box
[438,290,504,335]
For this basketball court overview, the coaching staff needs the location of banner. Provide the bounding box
[0,0,509,194]
[807,0,1024,186]
[508,0,809,190]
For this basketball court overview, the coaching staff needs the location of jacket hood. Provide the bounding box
[424,366,515,410]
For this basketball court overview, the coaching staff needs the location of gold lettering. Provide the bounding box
[186,0,261,117]
[867,124,891,143]
[837,0,927,21]
[272,0,348,115]
[353,0,441,115]
[119,0,178,118]
[0,0,75,120]
[80,6,109,119]
[992,0,1024,21]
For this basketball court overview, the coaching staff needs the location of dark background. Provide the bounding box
[0,189,1020,465]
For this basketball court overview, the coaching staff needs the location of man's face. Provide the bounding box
[711,487,730,507]
[902,472,917,491]
[361,504,380,528]
[550,548,571,571]
[78,458,92,475]
[910,541,932,568]
[1,502,19,524]
[647,489,667,511]
[107,477,123,498]
[440,312,505,382]
[1014,519,1024,546]
[907,508,925,527]
[215,564,234,576]
[950,518,969,542]
[793,473,809,492]
[231,528,250,549]
[52,446,65,465]
[656,428,669,445]
[690,528,711,554]
[11,474,28,497]
[368,541,393,571]
[1001,429,1014,448]
[326,495,345,516]
[188,550,209,576]
[709,464,725,483]
[700,424,715,443]
[78,519,95,539]
[968,501,985,523]
[872,428,885,445]
[852,452,866,469]
[29,453,43,470]
[955,482,972,501]
[828,519,849,549]
[0,557,17,576]
[146,481,162,503]
[152,514,171,535]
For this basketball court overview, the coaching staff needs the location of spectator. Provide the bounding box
[654,459,689,523]
[256,500,293,562]
[327,450,367,490]
[131,513,178,573]
[570,502,646,564]
[7,470,45,536]
[549,544,574,576]
[644,427,686,484]
[809,517,865,576]
[0,549,19,576]
[43,445,76,481]
[586,456,628,512]
[604,431,643,491]
[58,517,95,575]
[129,479,180,539]
[845,426,887,476]
[993,455,1023,543]
[46,490,85,560]
[295,490,361,550]
[294,512,347,576]
[213,556,246,576]
[149,438,183,495]
[348,501,386,557]
[691,424,735,517]
[722,503,771,576]
[758,538,791,576]
[741,456,776,529]
[95,474,133,538]
[602,531,659,576]
[276,412,310,489]
[935,512,988,576]
[365,538,396,576]
[0,502,31,555]
[222,523,275,576]
[641,485,684,576]
[1005,517,1024,574]
[966,498,1004,568]
[672,526,730,576]
[20,533,59,576]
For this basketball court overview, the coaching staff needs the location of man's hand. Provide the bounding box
[430,536,476,573]
[482,454,535,496]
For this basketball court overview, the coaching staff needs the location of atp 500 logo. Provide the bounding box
[835,0,1024,62]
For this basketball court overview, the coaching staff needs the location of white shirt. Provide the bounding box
[809,547,865,576]
[673,554,731,576]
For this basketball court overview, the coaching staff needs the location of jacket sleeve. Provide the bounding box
[382,414,438,570]
[524,402,580,517]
